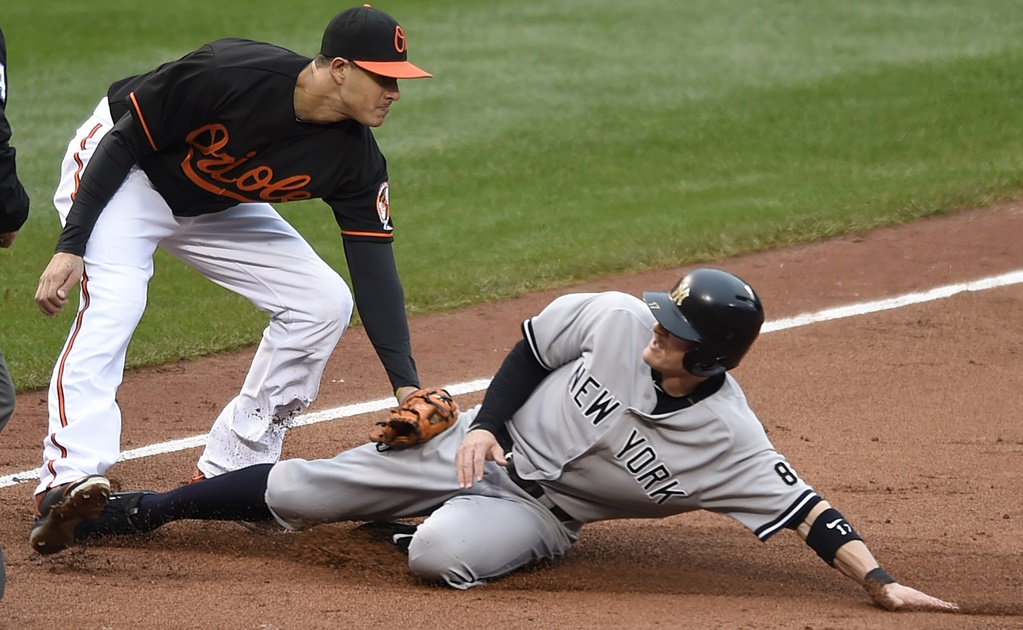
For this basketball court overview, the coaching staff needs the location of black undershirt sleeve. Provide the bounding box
[343,239,419,392]
[56,114,151,256]
[468,338,551,434]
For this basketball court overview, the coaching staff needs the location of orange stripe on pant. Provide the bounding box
[71,123,103,202]
[43,124,99,492]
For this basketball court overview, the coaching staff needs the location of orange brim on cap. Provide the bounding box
[353,60,432,79]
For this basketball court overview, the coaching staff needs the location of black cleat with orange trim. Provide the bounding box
[30,475,111,555]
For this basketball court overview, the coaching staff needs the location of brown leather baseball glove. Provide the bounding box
[369,388,459,448]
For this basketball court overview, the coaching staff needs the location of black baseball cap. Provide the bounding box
[320,4,432,79]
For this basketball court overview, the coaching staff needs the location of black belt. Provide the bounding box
[505,458,575,523]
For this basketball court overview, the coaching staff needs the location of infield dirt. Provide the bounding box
[1,203,1021,629]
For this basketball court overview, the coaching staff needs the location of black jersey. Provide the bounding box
[56,37,419,391]
[0,25,31,233]
[106,38,392,242]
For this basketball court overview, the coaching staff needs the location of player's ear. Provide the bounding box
[329,57,350,83]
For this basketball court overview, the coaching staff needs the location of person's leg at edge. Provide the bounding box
[1,349,11,585]
[0,349,15,433]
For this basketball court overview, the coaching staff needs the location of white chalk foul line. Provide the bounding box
[3,271,1021,490]
[762,269,1023,333]
[0,378,494,489]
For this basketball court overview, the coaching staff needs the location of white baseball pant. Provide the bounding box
[36,98,352,496]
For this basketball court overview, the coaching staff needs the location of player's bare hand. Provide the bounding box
[866,581,959,612]
[395,385,420,404]
[456,428,505,489]
[0,231,18,248]
[36,253,84,317]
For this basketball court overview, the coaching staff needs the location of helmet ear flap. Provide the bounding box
[682,346,725,377]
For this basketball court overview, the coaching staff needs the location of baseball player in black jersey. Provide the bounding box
[70,269,957,613]
[1,22,32,599]
[1,23,31,431]
[30,5,433,555]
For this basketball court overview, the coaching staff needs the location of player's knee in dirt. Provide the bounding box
[406,527,483,589]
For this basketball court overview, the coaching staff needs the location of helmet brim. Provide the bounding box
[643,291,701,343]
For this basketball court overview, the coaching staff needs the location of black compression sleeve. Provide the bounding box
[343,239,419,391]
[55,114,150,256]
[468,338,551,434]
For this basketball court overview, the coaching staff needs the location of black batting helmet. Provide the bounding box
[643,268,764,377]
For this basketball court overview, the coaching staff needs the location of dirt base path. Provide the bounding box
[1,203,1021,629]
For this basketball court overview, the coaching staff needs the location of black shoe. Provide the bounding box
[30,475,111,555]
[355,521,418,555]
[74,490,156,540]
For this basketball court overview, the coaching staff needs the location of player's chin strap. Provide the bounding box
[504,455,576,523]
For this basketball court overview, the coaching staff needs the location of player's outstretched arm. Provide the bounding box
[795,500,959,612]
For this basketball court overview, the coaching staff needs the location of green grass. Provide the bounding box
[2,0,1023,390]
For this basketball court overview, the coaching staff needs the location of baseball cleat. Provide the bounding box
[355,520,418,555]
[187,466,206,484]
[30,475,111,554]
[74,490,156,540]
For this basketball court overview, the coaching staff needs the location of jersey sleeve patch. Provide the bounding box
[375,181,393,231]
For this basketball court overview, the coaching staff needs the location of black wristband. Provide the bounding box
[865,567,895,586]
[804,508,863,566]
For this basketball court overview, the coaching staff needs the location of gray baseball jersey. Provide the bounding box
[508,291,817,539]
